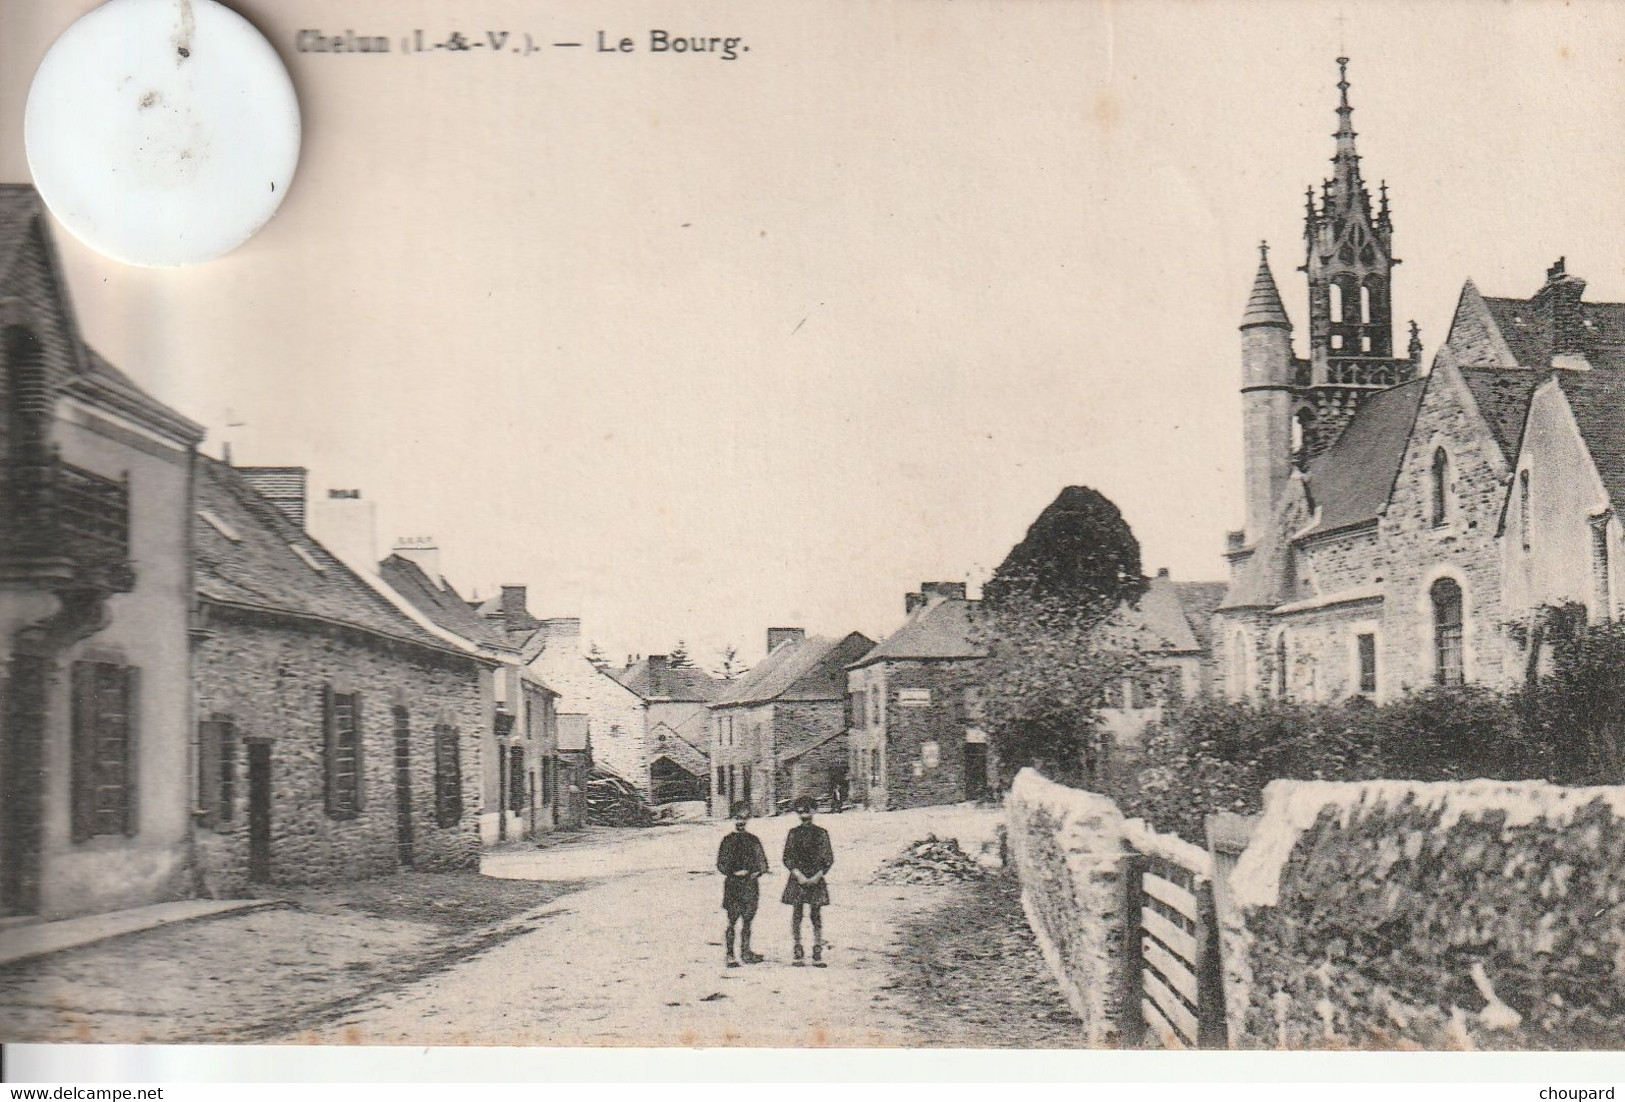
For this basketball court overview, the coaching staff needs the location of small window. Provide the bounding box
[1431,579,1465,686]
[1520,470,1532,553]
[434,723,462,827]
[1431,448,1450,527]
[1356,634,1378,695]
[197,716,236,829]
[198,509,242,543]
[1361,335,1372,353]
[290,543,327,573]
[1331,334,1344,350]
[1360,284,1372,324]
[1591,517,1612,621]
[323,688,363,819]
[870,749,881,787]
[1329,282,1344,322]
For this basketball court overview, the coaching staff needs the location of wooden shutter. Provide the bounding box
[322,683,338,816]
[197,720,220,828]
[352,693,365,814]
[121,666,139,836]
[70,662,97,843]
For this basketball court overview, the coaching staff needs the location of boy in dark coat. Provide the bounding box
[781,796,834,966]
[716,800,768,967]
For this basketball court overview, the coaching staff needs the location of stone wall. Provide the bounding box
[1225,778,1625,1050]
[1005,768,1130,1046]
[192,609,487,895]
[875,660,981,810]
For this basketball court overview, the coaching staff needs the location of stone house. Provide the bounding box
[0,185,206,920]
[375,541,562,842]
[190,456,492,893]
[610,655,721,804]
[1094,570,1226,746]
[846,584,987,811]
[1217,59,1625,703]
[510,607,647,792]
[709,628,875,817]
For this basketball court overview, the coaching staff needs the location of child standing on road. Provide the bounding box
[781,796,834,967]
[716,800,768,968]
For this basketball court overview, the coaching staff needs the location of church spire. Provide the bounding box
[1242,241,1290,329]
[1328,57,1367,224]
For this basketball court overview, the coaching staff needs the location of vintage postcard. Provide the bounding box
[3,0,1625,1066]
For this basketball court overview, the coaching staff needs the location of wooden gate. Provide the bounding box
[1119,850,1227,1049]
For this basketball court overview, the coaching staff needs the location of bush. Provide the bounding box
[1116,686,1530,845]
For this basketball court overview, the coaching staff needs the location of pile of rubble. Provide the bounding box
[872,834,988,885]
[585,768,655,827]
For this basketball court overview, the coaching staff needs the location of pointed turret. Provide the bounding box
[1242,242,1291,329]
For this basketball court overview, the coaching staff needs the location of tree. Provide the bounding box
[971,485,1149,787]
[669,640,693,668]
[586,643,612,673]
[715,644,748,681]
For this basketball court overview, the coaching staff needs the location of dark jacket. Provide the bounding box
[781,821,834,907]
[717,829,769,910]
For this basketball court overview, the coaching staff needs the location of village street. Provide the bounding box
[0,804,1083,1048]
[289,804,1015,1047]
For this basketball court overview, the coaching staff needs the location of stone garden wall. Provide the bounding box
[1226,779,1625,1050]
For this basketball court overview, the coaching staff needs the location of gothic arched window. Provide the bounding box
[1431,578,1465,686]
[1430,448,1450,527]
[1329,283,1344,323]
[1360,284,1372,324]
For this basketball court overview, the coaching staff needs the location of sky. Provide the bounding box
[4,0,1625,668]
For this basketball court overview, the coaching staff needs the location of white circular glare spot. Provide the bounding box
[25,0,300,267]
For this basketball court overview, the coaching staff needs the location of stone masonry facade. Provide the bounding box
[191,609,487,896]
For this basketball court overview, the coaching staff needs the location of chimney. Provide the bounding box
[767,627,805,653]
[920,581,968,603]
[391,535,441,586]
[540,617,581,644]
[648,654,668,693]
[904,592,926,615]
[1536,257,1589,359]
[500,585,529,623]
[307,489,378,574]
[237,467,308,527]
[1156,567,1171,579]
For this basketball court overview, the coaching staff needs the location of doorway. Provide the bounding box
[964,741,989,801]
[247,741,273,882]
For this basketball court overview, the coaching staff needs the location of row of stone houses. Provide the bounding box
[0,185,604,922]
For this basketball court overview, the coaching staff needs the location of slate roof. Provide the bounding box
[848,598,982,670]
[378,554,514,651]
[1460,369,1544,464]
[1555,371,1625,510]
[613,659,722,703]
[713,632,876,707]
[195,456,461,655]
[1172,581,1228,651]
[1302,377,1426,535]
[1480,295,1625,372]
[1241,251,1291,328]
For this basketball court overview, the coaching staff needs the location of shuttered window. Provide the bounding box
[434,724,462,827]
[71,662,140,841]
[323,687,364,819]
[197,717,236,828]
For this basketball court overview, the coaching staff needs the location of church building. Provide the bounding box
[1217,59,1625,703]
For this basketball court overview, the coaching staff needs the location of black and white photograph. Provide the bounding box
[3,0,1625,1071]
